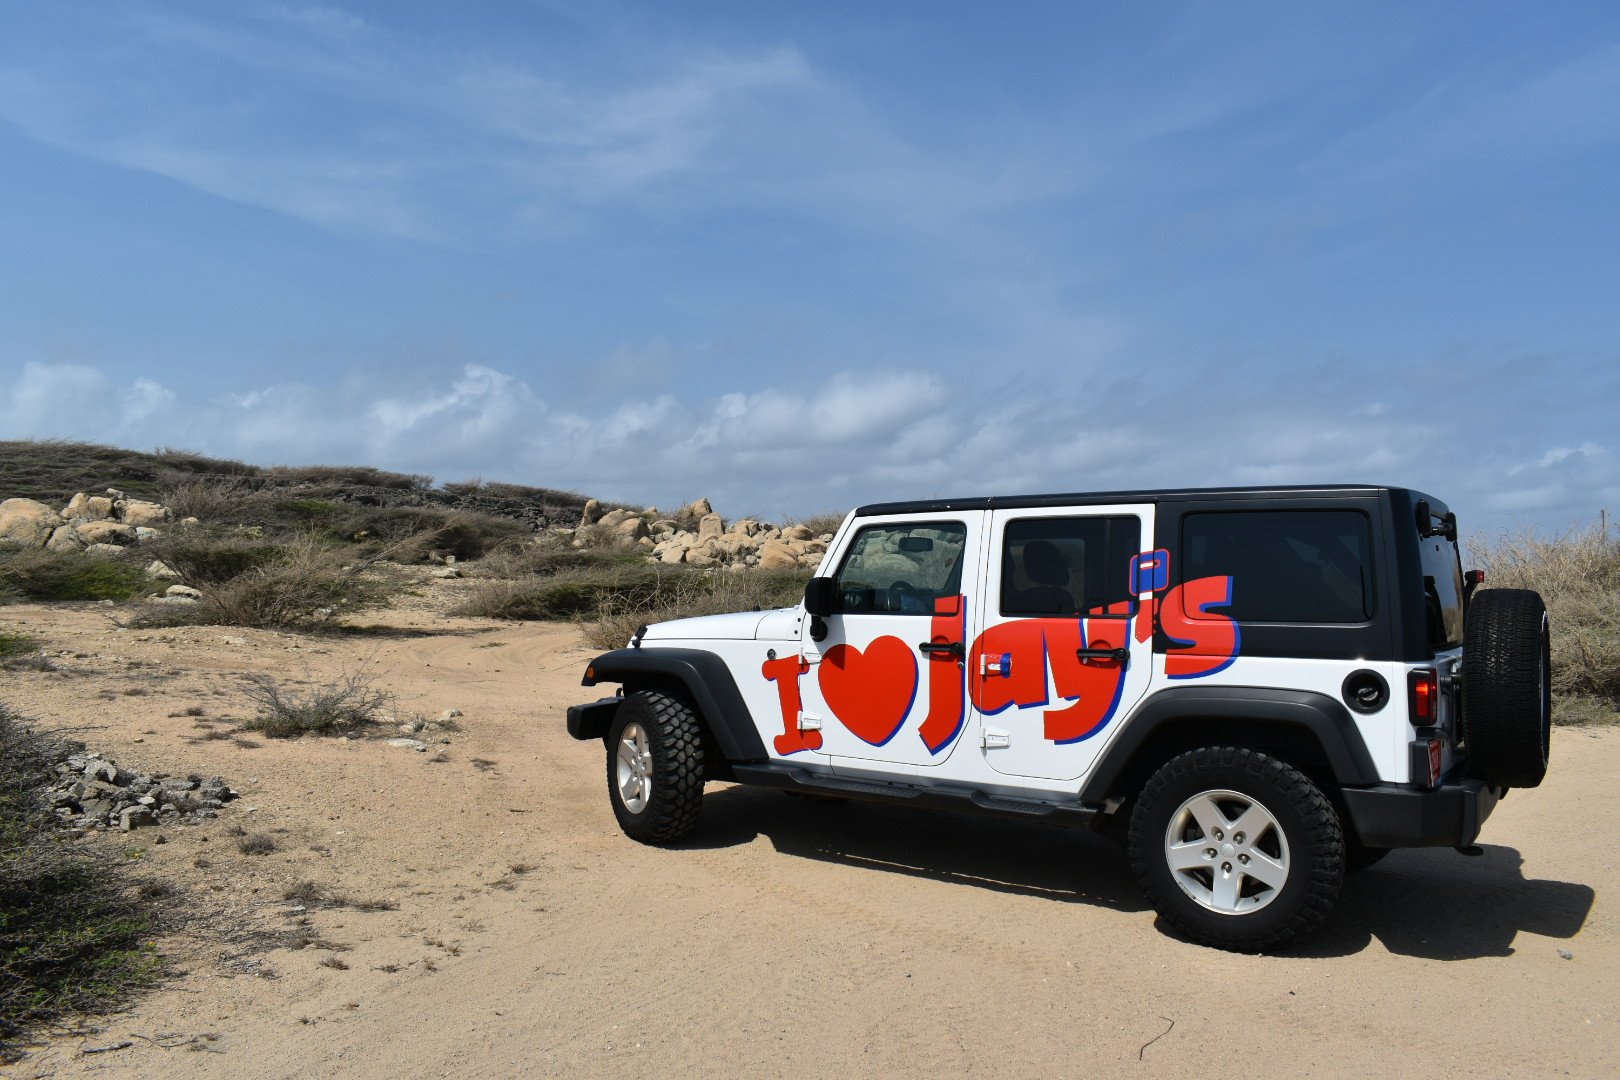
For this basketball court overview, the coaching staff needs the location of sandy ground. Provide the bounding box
[1,584,1616,1079]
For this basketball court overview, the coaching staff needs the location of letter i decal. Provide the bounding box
[764,655,819,754]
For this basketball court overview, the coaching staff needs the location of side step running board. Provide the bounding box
[730,764,1103,830]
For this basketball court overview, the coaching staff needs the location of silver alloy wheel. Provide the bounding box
[1163,788,1291,915]
[616,721,653,814]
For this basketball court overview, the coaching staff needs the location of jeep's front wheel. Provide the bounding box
[606,690,705,845]
[1128,747,1345,952]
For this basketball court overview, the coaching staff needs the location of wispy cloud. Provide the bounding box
[5,355,1615,530]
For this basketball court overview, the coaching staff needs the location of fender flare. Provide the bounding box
[1079,685,1380,802]
[583,648,768,763]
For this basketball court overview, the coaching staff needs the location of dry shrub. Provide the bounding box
[1468,513,1620,724]
[141,537,393,629]
[158,474,259,522]
[786,511,848,538]
[239,667,388,738]
[469,541,646,580]
[586,568,811,649]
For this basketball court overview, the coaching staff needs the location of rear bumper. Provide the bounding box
[566,697,620,741]
[1340,778,1501,848]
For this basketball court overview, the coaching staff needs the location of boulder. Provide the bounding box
[75,521,136,545]
[580,498,603,525]
[780,525,814,542]
[165,584,204,600]
[685,550,719,568]
[612,516,650,543]
[121,501,169,526]
[728,518,762,537]
[84,543,125,558]
[0,498,63,547]
[45,525,85,553]
[63,493,116,523]
[697,513,725,541]
[680,498,713,520]
[598,508,635,529]
[757,539,800,570]
[146,560,181,580]
[658,546,687,565]
[134,527,161,543]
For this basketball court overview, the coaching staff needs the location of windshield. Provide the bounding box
[1418,531,1465,651]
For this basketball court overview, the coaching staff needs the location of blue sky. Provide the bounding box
[1,2,1617,531]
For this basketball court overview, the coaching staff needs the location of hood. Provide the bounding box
[639,610,772,641]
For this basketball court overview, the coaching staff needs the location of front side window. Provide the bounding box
[1182,510,1374,624]
[835,521,968,615]
[1000,516,1141,617]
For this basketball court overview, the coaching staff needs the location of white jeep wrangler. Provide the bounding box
[569,485,1551,951]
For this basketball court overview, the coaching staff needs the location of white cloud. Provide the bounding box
[4,355,1615,534]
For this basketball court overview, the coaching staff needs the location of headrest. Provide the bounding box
[1023,539,1069,588]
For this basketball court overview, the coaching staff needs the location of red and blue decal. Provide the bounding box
[766,551,1239,754]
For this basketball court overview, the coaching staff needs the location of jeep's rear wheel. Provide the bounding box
[606,690,705,845]
[1128,747,1344,952]
[1462,588,1552,789]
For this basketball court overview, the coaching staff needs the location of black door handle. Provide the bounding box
[919,641,964,657]
[1076,647,1129,664]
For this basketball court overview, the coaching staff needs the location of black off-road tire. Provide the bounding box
[606,690,705,845]
[1128,747,1345,953]
[1462,589,1552,789]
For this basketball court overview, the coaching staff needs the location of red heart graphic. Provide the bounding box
[819,636,918,746]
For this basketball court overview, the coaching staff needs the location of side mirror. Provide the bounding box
[804,576,839,618]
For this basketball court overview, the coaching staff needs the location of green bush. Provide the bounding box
[0,706,161,1061]
[146,535,283,584]
[0,630,34,660]
[0,549,151,603]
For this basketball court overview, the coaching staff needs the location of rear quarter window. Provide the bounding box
[1182,510,1375,624]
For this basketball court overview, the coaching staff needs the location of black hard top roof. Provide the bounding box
[854,484,1399,517]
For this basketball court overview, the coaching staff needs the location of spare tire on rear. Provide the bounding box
[1462,588,1551,788]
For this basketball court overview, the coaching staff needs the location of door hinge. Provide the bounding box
[797,712,822,732]
[982,727,1010,750]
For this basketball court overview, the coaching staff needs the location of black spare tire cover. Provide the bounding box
[1462,588,1552,788]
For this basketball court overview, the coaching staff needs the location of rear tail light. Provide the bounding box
[1409,668,1437,723]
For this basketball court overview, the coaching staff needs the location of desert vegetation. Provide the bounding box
[0,706,163,1063]
[1469,513,1620,725]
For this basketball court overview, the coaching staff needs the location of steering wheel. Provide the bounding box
[886,580,929,613]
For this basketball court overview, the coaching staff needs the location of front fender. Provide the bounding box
[582,648,767,763]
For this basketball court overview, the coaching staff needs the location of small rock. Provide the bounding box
[387,738,428,752]
[439,709,463,721]
[165,584,204,599]
[1558,948,1573,960]
[119,806,156,832]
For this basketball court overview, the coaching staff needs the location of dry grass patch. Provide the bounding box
[1469,513,1620,724]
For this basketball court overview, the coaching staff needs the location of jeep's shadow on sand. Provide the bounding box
[693,786,1592,960]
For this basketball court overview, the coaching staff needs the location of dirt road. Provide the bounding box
[3,592,1615,1078]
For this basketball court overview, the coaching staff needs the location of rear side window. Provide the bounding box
[1419,534,1465,650]
[835,521,968,615]
[1001,516,1141,617]
[1182,510,1374,624]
